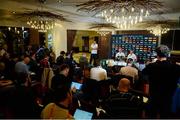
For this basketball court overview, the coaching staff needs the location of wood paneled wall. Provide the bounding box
[98,33,112,59]
[67,30,77,52]
[29,28,39,45]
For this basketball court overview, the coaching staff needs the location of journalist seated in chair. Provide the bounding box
[14,56,31,86]
[120,58,139,84]
[41,85,74,119]
[51,64,71,90]
[103,78,144,119]
[90,60,107,81]
[115,47,125,61]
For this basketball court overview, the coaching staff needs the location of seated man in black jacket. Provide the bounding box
[103,78,144,119]
[51,64,71,90]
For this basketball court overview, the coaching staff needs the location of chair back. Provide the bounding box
[105,93,143,119]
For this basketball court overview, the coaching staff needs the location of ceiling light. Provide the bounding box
[144,19,177,36]
[89,23,116,36]
[77,0,163,29]
[12,11,16,14]
[17,0,69,32]
[96,31,110,36]
[18,11,69,32]
[148,25,170,36]
[8,27,11,31]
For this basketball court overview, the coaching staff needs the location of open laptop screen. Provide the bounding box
[71,82,82,90]
[74,109,93,120]
[143,96,149,103]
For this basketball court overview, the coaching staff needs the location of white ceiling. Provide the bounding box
[0,0,180,29]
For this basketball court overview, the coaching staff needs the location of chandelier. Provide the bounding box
[144,20,178,36]
[96,31,110,36]
[89,23,116,36]
[26,12,54,32]
[102,8,147,29]
[17,0,69,32]
[148,25,170,36]
[22,11,69,32]
[77,0,163,29]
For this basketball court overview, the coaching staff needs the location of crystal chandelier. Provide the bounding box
[96,31,110,36]
[17,0,69,32]
[17,11,69,32]
[27,0,54,32]
[102,8,149,29]
[27,17,54,32]
[77,0,163,29]
[89,23,116,36]
[148,25,170,36]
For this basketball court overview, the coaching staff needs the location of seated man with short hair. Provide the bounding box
[41,86,74,119]
[90,60,107,81]
[103,78,144,119]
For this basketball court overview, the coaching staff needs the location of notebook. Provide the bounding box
[74,109,93,120]
[71,82,82,90]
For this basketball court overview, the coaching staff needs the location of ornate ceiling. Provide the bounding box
[0,0,180,30]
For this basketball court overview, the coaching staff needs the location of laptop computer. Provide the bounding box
[71,82,83,90]
[74,109,93,120]
[143,96,149,103]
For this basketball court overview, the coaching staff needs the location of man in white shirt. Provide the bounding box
[127,50,137,62]
[119,58,139,84]
[115,48,125,61]
[90,40,98,65]
[90,61,107,81]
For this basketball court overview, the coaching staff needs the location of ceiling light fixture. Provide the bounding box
[96,31,110,36]
[17,0,69,32]
[144,19,177,36]
[89,23,116,36]
[24,11,69,32]
[77,0,163,29]
[148,25,170,36]
[25,11,54,32]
